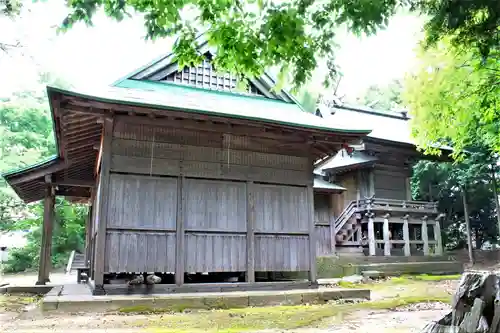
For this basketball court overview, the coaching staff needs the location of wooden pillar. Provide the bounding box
[329,193,336,254]
[36,176,55,285]
[245,181,255,283]
[175,176,185,286]
[434,215,443,255]
[406,177,412,201]
[84,205,93,265]
[421,215,429,255]
[93,118,114,295]
[383,213,391,256]
[307,185,317,283]
[402,214,411,256]
[367,212,376,256]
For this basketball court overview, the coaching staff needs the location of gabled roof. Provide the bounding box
[112,34,298,104]
[313,175,345,193]
[317,103,413,145]
[314,149,378,175]
[2,82,371,203]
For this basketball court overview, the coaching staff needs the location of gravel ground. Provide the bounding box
[0,280,457,332]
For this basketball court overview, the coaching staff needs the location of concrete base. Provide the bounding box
[0,285,55,295]
[42,285,371,313]
[317,256,464,278]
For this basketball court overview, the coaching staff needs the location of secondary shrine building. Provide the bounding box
[312,103,448,258]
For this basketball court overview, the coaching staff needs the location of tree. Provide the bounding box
[404,39,499,159]
[48,0,499,90]
[352,79,405,110]
[412,148,497,250]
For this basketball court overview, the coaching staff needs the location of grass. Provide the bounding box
[338,273,461,289]
[0,293,41,313]
[142,294,451,333]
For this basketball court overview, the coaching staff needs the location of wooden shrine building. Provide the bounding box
[2,40,370,294]
[313,103,450,258]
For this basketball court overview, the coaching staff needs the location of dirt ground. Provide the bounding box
[0,278,457,333]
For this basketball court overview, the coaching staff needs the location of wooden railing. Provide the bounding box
[65,250,76,275]
[333,197,439,235]
[359,197,438,213]
[334,200,357,233]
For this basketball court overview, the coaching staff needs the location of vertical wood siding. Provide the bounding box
[253,184,309,233]
[315,226,332,256]
[107,174,178,230]
[105,231,176,272]
[314,193,330,225]
[184,234,246,272]
[184,179,246,231]
[184,179,247,272]
[374,169,407,200]
[254,235,309,271]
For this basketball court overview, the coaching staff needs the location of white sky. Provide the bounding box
[0,2,425,99]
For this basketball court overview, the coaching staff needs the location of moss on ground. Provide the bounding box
[0,293,41,312]
[142,295,450,333]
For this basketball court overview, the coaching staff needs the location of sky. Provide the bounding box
[0,2,425,99]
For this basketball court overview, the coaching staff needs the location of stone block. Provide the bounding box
[248,294,288,307]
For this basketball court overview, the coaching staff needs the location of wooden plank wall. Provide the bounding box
[374,168,408,200]
[101,120,314,274]
[314,193,332,256]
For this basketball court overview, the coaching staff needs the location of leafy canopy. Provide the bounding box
[55,0,500,89]
[404,39,499,159]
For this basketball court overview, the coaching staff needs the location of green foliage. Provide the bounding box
[404,40,499,159]
[0,73,86,273]
[411,149,497,249]
[296,88,318,113]
[4,199,87,273]
[352,79,405,111]
[55,0,499,90]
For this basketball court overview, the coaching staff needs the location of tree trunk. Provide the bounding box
[462,186,475,265]
[491,166,500,242]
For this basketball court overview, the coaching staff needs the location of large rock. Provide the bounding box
[422,271,500,333]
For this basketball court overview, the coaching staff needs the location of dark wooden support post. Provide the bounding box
[84,205,93,265]
[175,176,185,286]
[36,175,55,285]
[329,193,336,254]
[246,181,255,283]
[307,185,317,283]
[93,118,114,295]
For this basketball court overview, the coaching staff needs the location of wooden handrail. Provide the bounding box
[65,250,76,275]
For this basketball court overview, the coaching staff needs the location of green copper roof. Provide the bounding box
[48,80,372,135]
[2,155,59,178]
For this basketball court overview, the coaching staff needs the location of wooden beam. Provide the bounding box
[307,185,317,283]
[36,176,54,285]
[245,181,255,283]
[64,100,365,141]
[175,176,185,286]
[93,117,114,295]
[55,187,91,198]
[9,160,66,185]
[50,179,95,187]
[115,114,310,144]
